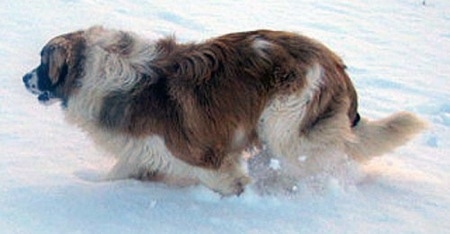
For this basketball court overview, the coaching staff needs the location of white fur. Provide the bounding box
[24,69,41,95]
[258,63,324,160]
[98,134,201,183]
[252,38,272,58]
[66,28,156,127]
[345,112,427,161]
[257,63,355,178]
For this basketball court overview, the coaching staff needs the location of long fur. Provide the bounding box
[23,26,426,196]
[345,112,427,162]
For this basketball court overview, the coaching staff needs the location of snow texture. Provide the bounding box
[1,0,449,233]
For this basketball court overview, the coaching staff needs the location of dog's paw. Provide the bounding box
[214,175,251,197]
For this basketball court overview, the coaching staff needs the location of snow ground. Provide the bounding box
[1,0,449,233]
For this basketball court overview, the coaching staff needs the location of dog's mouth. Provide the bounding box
[28,89,59,106]
[37,91,59,106]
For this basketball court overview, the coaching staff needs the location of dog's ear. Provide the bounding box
[48,45,68,85]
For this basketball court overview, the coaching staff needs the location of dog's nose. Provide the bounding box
[23,73,32,84]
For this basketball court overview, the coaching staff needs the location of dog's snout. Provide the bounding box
[22,71,42,95]
[23,73,33,86]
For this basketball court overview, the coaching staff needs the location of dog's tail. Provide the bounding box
[345,111,427,162]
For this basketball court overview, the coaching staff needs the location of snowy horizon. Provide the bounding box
[1,0,449,233]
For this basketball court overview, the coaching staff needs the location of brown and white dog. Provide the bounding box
[23,27,426,196]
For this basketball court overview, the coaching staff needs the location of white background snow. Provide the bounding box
[1,0,449,233]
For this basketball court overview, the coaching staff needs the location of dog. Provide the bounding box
[23,26,426,196]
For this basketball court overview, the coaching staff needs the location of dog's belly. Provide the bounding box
[90,130,195,180]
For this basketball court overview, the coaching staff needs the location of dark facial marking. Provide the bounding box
[36,63,53,91]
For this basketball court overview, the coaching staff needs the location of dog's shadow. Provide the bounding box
[74,169,108,182]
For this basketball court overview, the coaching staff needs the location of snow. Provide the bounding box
[1,0,450,233]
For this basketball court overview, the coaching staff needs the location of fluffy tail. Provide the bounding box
[345,111,427,162]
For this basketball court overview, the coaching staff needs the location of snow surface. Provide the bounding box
[1,0,450,233]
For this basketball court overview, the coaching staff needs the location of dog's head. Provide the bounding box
[23,31,85,106]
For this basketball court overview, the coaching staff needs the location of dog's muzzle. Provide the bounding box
[23,71,41,95]
[23,71,58,105]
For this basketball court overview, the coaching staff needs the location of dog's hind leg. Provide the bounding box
[258,94,354,178]
[257,63,356,178]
